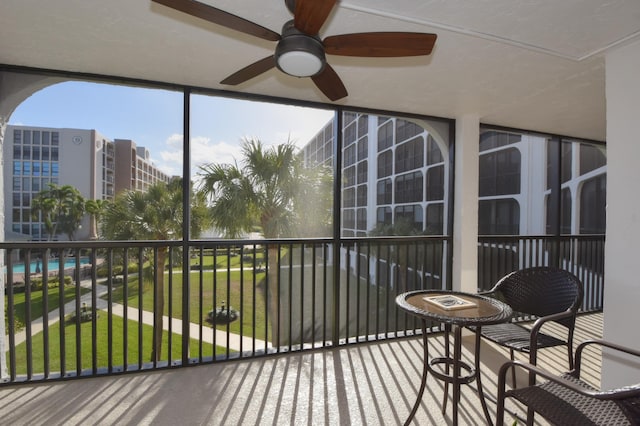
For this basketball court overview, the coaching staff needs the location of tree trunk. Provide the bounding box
[150,247,166,362]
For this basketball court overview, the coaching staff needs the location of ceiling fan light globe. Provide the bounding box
[277,51,323,77]
[275,34,325,77]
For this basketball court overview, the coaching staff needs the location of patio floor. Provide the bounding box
[0,313,602,425]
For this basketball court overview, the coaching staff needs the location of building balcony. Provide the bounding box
[0,310,602,424]
[1,236,605,424]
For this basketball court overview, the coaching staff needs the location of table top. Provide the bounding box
[396,290,513,326]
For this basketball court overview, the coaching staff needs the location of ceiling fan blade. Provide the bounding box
[220,56,277,85]
[311,64,347,101]
[324,32,437,57]
[294,0,337,35]
[152,0,280,41]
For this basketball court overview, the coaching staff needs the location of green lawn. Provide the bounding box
[9,314,228,376]
[5,286,89,332]
[107,265,270,341]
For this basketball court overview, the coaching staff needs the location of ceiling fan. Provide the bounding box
[151,0,437,101]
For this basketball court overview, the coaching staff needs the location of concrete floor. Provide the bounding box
[0,313,602,425]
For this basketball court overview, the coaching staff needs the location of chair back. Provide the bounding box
[491,266,583,328]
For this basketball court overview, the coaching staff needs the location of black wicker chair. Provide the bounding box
[496,339,640,425]
[473,266,583,387]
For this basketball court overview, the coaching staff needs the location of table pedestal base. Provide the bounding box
[404,322,493,426]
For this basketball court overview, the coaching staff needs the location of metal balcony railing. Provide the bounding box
[1,234,603,385]
[478,234,605,312]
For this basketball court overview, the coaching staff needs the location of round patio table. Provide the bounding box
[396,290,513,426]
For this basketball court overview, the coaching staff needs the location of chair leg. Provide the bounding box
[510,349,516,388]
[568,343,574,370]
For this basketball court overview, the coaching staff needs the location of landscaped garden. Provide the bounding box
[9,315,225,376]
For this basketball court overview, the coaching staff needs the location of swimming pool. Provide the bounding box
[9,257,91,274]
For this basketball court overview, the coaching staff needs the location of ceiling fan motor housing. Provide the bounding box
[275,21,326,77]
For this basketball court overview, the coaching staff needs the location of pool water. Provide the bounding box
[9,257,91,274]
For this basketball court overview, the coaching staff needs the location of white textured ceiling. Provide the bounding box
[2,0,640,141]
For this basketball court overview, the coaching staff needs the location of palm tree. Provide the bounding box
[31,183,85,240]
[199,138,298,238]
[100,178,210,362]
[85,198,108,240]
[198,138,332,345]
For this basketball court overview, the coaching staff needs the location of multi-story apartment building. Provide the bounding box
[302,116,606,238]
[4,125,170,241]
[302,112,451,237]
[113,138,171,193]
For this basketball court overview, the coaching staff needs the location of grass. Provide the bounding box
[5,286,89,332]
[9,314,228,376]
[106,261,270,341]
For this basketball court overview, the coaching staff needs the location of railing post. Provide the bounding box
[331,110,343,347]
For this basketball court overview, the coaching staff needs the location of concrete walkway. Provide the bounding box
[8,279,270,352]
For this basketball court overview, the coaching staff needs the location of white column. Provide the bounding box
[603,38,640,388]
[0,113,6,380]
[0,71,62,380]
[452,115,479,293]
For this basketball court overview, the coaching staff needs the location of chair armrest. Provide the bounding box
[526,309,575,363]
[574,339,640,380]
[529,309,575,336]
[498,359,640,401]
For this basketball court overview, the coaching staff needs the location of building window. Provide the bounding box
[344,165,356,187]
[343,187,355,208]
[426,203,444,235]
[357,161,368,184]
[580,175,606,234]
[356,208,367,230]
[344,144,356,167]
[377,150,393,178]
[343,209,355,229]
[377,206,392,226]
[479,199,520,235]
[344,121,356,146]
[395,136,424,174]
[357,114,368,136]
[357,136,368,162]
[395,171,423,203]
[479,148,521,196]
[377,178,392,204]
[395,119,423,143]
[479,130,521,152]
[394,204,423,230]
[426,134,443,164]
[426,165,444,201]
[356,185,367,207]
[580,144,606,175]
[378,120,393,151]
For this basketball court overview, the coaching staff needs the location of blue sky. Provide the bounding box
[9,81,334,177]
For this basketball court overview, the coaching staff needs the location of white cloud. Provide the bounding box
[153,133,243,178]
